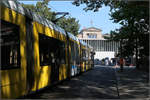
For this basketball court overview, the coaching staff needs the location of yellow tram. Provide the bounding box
[0,0,95,99]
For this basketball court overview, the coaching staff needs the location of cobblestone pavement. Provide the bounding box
[23,66,119,99]
[23,65,149,99]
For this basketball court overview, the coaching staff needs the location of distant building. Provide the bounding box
[77,27,120,60]
[78,27,103,39]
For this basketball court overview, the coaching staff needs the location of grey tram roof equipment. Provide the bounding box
[67,32,79,43]
[1,0,88,46]
[1,0,66,36]
[79,39,87,47]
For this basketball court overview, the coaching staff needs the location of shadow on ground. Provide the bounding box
[22,66,149,99]
[116,67,149,99]
[23,66,119,99]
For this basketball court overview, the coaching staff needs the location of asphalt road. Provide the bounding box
[23,65,119,99]
[115,66,149,99]
[22,65,149,99]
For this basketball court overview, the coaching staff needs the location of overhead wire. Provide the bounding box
[48,3,58,12]
[48,2,74,18]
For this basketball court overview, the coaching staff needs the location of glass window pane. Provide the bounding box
[1,20,20,70]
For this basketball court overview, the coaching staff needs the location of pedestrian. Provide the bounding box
[120,58,124,72]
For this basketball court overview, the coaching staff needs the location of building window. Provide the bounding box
[1,20,20,70]
[87,33,97,39]
[93,34,97,38]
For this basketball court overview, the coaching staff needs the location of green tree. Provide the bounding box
[21,0,57,22]
[72,0,114,12]
[109,1,149,69]
[56,17,80,36]
[21,0,80,36]
[21,4,37,12]
[73,0,149,70]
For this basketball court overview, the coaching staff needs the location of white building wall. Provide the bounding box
[94,51,115,60]
[77,27,119,61]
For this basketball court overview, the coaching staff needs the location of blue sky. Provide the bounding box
[19,1,121,34]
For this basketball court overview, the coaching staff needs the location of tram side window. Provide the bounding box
[82,49,86,61]
[1,20,20,70]
[75,43,80,65]
[39,34,52,66]
[59,43,66,64]
[39,34,66,66]
[55,42,66,64]
[70,41,75,64]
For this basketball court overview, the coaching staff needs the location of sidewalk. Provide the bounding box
[116,66,149,99]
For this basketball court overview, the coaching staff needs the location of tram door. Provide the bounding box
[50,40,65,83]
[50,48,59,84]
[26,17,35,92]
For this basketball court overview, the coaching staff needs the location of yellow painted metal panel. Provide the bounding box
[33,22,66,42]
[0,6,27,99]
[82,62,85,72]
[59,64,67,81]
[32,21,67,91]
[70,38,80,45]
[1,80,26,99]
[36,66,51,89]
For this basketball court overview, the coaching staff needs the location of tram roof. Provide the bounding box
[88,45,93,49]
[1,0,85,44]
[79,40,87,47]
[1,0,66,36]
[67,32,79,42]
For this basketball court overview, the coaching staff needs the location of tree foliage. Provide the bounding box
[73,0,149,70]
[109,1,149,56]
[56,17,80,36]
[21,0,57,22]
[21,0,80,36]
[72,0,114,12]
[109,1,149,70]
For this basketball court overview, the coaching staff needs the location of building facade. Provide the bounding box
[77,27,120,60]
